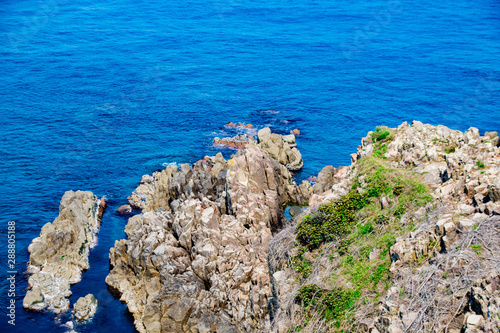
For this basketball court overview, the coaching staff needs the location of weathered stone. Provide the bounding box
[73,294,98,321]
[257,128,303,171]
[288,206,303,218]
[24,191,105,314]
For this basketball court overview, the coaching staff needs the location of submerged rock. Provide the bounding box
[73,294,98,321]
[23,191,105,313]
[117,204,133,215]
[213,134,255,149]
[225,122,253,129]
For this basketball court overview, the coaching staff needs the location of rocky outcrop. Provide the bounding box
[107,141,309,332]
[269,121,500,333]
[110,121,500,332]
[127,153,230,212]
[258,128,304,171]
[73,294,98,321]
[23,191,105,313]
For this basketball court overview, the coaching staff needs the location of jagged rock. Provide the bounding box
[484,131,499,146]
[288,206,303,218]
[297,180,313,201]
[463,127,481,145]
[488,181,500,202]
[24,191,105,313]
[23,287,44,310]
[73,294,98,321]
[107,147,304,333]
[114,121,500,332]
[258,127,272,143]
[282,134,297,148]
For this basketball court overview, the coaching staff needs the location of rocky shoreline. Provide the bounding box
[24,122,500,332]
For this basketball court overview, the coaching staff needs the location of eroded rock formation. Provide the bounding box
[109,121,500,332]
[107,137,310,332]
[257,128,303,171]
[23,190,105,313]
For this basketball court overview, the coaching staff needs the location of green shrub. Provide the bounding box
[476,160,485,168]
[296,191,369,249]
[372,212,390,225]
[372,126,391,142]
[393,204,406,218]
[338,238,353,255]
[290,247,313,279]
[295,284,359,324]
[295,284,322,308]
[358,223,374,235]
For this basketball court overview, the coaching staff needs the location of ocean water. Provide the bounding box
[1,0,499,332]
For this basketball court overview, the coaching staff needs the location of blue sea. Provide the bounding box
[1,0,499,332]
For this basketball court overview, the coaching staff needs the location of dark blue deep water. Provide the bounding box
[1,0,500,332]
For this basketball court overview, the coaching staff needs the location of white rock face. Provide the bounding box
[23,191,105,313]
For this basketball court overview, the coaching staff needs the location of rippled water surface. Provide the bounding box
[1,0,500,331]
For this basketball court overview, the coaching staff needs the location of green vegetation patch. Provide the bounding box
[371,126,394,159]
[290,247,313,279]
[295,284,360,325]
[292,154,434,331]
[445,146,456,154]
[371,126,392,142]
[296,191,370,250]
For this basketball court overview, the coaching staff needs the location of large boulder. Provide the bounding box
[312,165,336,193]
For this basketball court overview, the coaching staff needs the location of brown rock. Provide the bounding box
[117,204,133,215]
[213,134,255,149]
[290,128,301,135]
[98,196,107,220]
[238,123,253,128]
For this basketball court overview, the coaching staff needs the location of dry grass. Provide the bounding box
[379,215,500,332]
